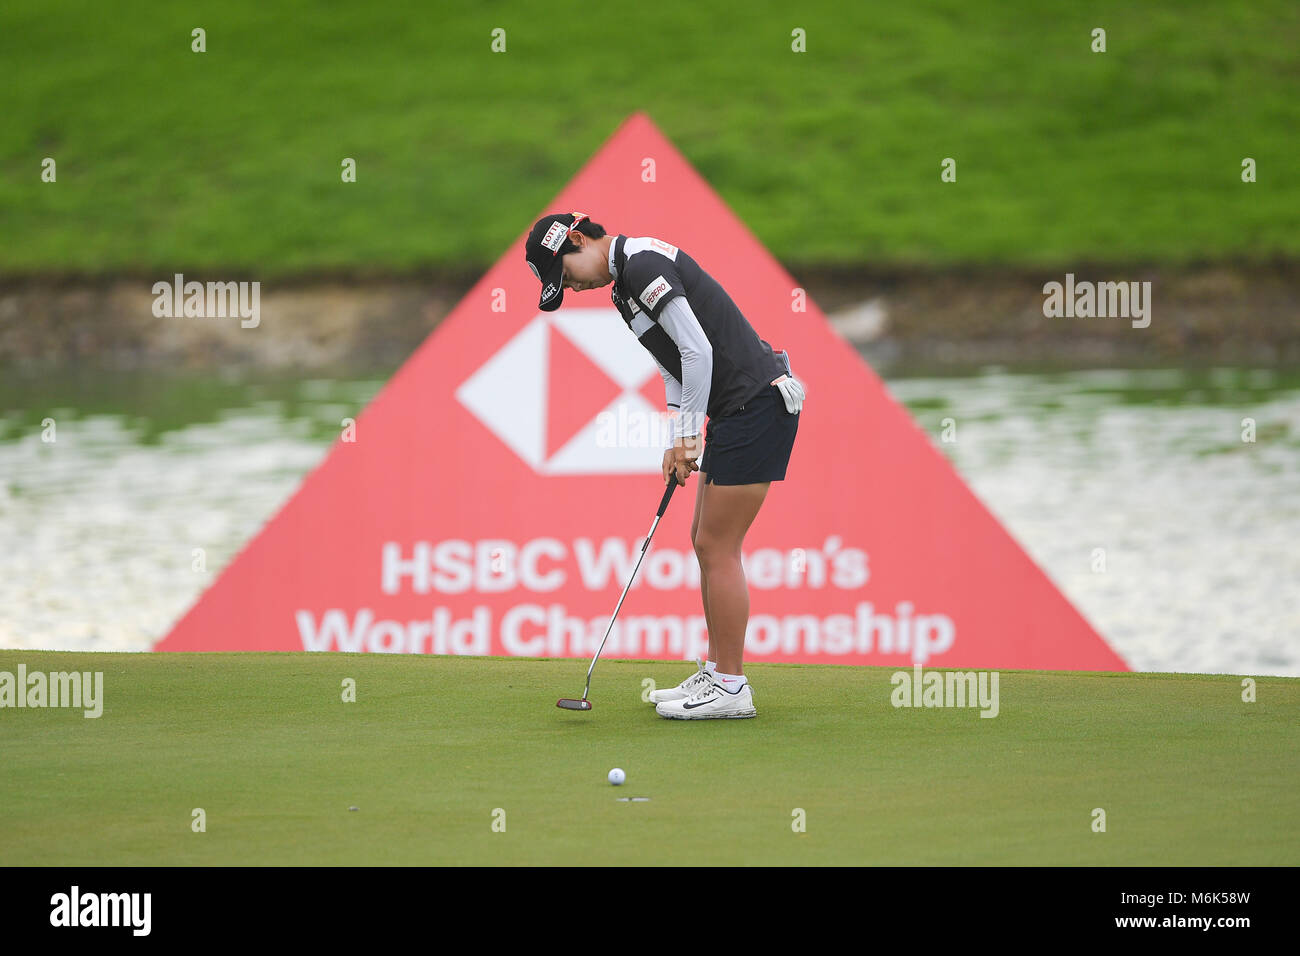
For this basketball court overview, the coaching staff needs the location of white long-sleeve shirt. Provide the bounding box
[655,297,712,446]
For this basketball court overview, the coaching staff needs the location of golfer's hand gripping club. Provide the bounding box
[663,434,701,486]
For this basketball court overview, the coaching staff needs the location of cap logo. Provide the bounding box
[541,282,559,302]
[541,221,569,254]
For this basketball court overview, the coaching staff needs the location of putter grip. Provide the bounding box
[657,471,680,516]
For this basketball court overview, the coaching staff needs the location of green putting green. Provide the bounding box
[0,652,1295,865]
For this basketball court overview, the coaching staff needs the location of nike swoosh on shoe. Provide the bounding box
[682,696,719,710]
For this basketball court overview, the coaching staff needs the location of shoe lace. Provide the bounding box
[685,674,720,703]
[684,658,709,690]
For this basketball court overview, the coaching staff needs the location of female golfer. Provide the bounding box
[525,212,804,719]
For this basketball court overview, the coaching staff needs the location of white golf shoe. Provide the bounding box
[655,674,756,719]
[647,658,714,705]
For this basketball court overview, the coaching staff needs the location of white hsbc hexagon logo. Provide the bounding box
[455,307,668,474]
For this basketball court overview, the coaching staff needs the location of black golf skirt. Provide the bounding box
[700,383,799,486]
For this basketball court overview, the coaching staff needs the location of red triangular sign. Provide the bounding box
[157,112,1127,672]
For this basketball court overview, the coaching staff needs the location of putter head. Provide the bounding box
[556,698,593,711]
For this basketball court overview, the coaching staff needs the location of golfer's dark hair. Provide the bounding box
[561,219,606,255]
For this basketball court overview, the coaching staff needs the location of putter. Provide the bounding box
[557,470,685,711]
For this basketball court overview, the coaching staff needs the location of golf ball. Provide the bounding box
[608,768,626,786]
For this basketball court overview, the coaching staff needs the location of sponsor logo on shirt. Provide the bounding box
[611,287,637,314]
[648,238,679,259]
[639,276,672,311]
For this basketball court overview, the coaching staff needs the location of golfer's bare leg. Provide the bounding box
[693,480,771,675]
[690,472,717,664]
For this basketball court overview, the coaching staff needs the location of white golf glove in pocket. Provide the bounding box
[772,374,805,414]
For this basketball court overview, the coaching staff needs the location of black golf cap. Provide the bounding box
[525,212,589,312]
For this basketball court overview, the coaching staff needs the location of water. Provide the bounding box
[1,372,384,652]
[888,367,1299,676]
[2,365,1297,675]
